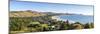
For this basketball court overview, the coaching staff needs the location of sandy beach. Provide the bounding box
[51,15,75,23]
[51,16,64,21]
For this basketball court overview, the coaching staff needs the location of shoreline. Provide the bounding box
[51,16,62,21]
[51,15,93,24]
[51,15,75,23]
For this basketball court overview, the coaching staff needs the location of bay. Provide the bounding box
[57,15,93,24]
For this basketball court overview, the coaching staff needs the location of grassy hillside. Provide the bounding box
[10,10,46,17]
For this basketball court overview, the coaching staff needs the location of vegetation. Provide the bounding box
[9,11,94,34]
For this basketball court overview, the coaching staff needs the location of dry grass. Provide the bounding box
[10,11,46,17]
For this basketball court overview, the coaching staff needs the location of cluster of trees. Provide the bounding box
[10,17,33,31]
[9,16,94,34]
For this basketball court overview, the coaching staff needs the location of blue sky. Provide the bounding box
[10,1,94,15]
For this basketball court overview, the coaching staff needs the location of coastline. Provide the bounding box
[51,16,63,21]
[51,15,75,23]
[51,15,93,24]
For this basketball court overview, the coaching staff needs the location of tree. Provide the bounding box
[84,23,94,29]
[72,22,84,29]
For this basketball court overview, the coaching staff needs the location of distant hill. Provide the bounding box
[10,10,46,17]
[10,10,90,17]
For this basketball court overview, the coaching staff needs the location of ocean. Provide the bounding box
[56,15,93,24]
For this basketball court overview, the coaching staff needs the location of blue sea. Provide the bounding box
[58,15,93,24]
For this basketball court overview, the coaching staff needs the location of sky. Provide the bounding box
[10,0,94,15]
[11,0,95,5]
